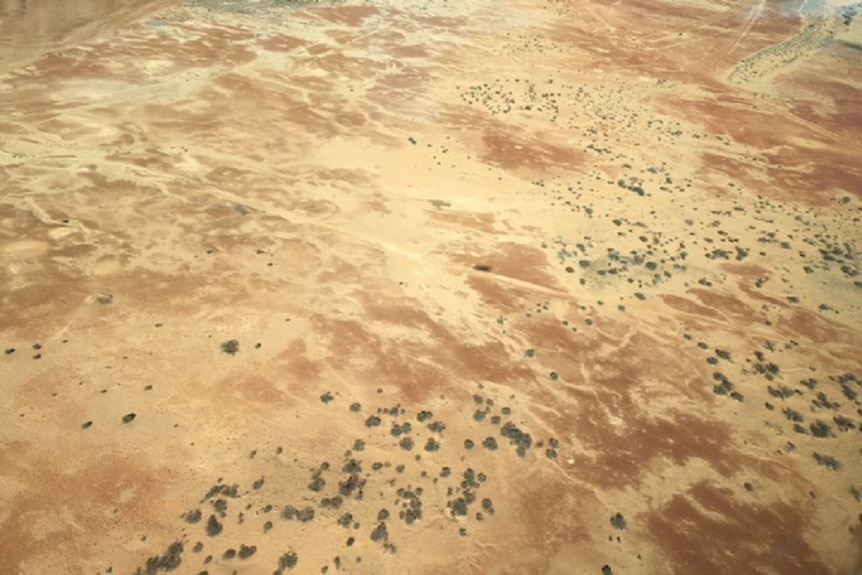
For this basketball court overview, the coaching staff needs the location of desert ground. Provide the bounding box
[1,0,861,573]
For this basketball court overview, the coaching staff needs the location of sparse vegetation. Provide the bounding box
[221,339,240,355]
[813,453,841,470]
[135,540,184,574]
[610,513,627,530]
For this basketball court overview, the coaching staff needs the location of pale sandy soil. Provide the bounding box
[1,0,861,574]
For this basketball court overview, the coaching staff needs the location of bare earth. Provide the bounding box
[1,0,861,573]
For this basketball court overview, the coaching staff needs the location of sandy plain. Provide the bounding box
[1,0,861,573]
